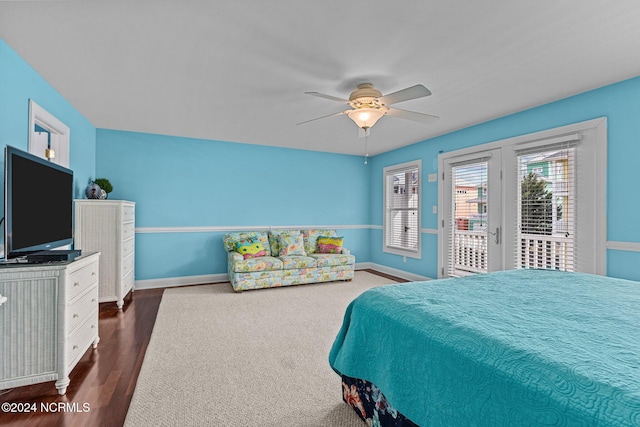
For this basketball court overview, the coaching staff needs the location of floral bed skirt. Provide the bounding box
[341,375,418,427]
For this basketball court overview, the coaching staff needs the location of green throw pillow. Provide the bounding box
[278,233,306,256]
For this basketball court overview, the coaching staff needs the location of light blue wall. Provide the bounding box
[4,36,639,283]
[96,129,371,280]
[0,38,96,255]
[370,76,640,281]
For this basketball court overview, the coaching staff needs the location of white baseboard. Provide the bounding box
[357,262,432,282]
[135,273,228,290]
[134,264,431,290]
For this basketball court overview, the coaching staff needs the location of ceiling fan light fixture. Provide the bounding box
[301,82,436,131]
[347,107,386,129]
[349,83,383,102]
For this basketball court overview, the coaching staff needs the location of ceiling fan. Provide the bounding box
[298,83,439,136]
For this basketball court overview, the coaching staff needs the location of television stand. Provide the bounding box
[0,252,100,395]
[26,249,82,263]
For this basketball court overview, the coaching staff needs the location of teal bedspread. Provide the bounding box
[329,269,640,426]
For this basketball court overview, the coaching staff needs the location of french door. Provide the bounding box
[440,148,502,277]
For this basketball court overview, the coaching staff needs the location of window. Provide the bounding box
[516,143,576,271]
[384,160,421,258]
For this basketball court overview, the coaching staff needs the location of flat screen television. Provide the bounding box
[3,145,74,259]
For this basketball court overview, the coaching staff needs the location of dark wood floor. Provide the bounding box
[0,269,404,427]
[0,288,164,427]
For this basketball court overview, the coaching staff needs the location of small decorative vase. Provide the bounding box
[85,183,102,199]
[99,189,108,199]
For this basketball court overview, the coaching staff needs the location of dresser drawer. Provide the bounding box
[67,285,98,334]
[122,204,135,222]
[123,270,134,294]
[67,261,99,301]
[122,221,135,241]
[122,237,135,259]
[122,253,134,279]
[66,314,98,368]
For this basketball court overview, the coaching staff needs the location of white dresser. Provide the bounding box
[74,200,135,309]
[0,252,100,395]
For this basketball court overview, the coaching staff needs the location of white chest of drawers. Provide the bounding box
[74,200,135,309]
[0,252,100,395]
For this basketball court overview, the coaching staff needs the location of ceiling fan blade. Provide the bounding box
[305,92,349,103]
[378,84,432,105]
[296,111,345,125]
[386,107,439,124]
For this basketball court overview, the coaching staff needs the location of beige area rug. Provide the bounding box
[124,271,399,427]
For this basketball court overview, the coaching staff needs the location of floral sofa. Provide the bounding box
[223,229,355,291]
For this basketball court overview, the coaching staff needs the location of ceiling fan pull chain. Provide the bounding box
[364,134,369,164]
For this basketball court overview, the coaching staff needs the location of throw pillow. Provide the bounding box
[278,233,307,256]
[302,229,338,254]
[223,231,271,256]
[236,239,267,259]
[316,236,344,254]
[268,229,300,257]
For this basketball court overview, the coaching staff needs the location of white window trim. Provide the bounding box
[28,99,70,168]
[383,159,422,259]
[504,119,607,275]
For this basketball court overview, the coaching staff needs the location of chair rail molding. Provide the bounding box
[607,241,640,252]
[135,224,374,233]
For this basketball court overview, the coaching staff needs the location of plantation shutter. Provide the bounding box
[515,134,579,271]
[384,161,420,256]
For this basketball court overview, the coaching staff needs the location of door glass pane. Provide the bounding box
[450,161,488,276]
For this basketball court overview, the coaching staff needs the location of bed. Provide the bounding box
[329,269,640,426]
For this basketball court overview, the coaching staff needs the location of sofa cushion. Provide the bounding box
[302,229,338,254]
[223,231,271,256]
[280,256,317,269]
[309,253,356,267]
[231,270,283,291]
[232,256,283,273]
[278,232,306,256]
[268,229,300,257]
[316,236,344,254]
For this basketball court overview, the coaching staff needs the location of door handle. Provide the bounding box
[489,227,500,244]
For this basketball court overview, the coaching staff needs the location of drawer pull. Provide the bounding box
[91,325,96,329]
[73,345,78,350]
[74,282,80,287]
[73,313,79,318]
[92,271,96,276]
[91,299,96,303]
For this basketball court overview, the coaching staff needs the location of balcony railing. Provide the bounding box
[519,233,573,271]
[453,230,487,274]
[453,230,573,274]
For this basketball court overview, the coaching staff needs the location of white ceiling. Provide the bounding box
[1,1,639,156]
